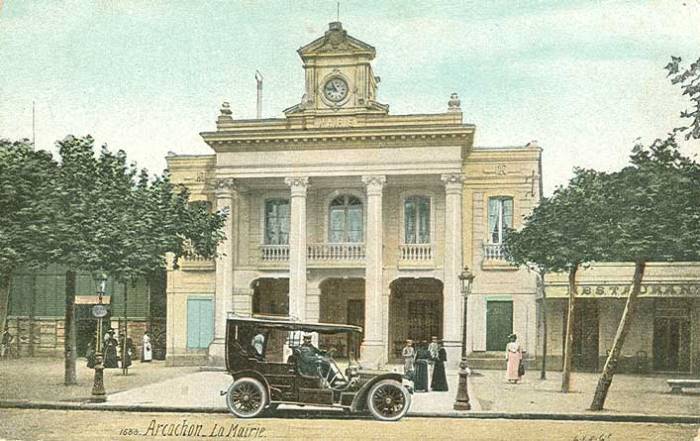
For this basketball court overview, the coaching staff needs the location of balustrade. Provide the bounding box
[398,243,434,261]
[483,243,506,260]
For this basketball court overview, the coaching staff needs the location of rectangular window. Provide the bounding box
[264,199,290,245]
[187,298,214,349]
[488,197,513,244]
[404,196,431,244]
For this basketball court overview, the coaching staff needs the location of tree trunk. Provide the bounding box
[29,275,37,357]
[538,271,548,380]
[590,261,646,411]
[64,270,78,385]
[0,274,12,333]
[561,265,578,393]
[122,281,128,376]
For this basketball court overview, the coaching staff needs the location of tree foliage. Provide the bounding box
[665,56,700,140]
[0,139,58,330]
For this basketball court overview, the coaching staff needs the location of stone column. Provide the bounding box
[360,175,386,368]
[441,173,465,368]
[209,177,236,366]
[285,177,309,321]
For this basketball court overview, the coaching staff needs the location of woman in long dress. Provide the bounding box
[413,342,430,392]
[141,332,153,362]
[505,333,523,383]
[430,341,448,391]
[104,332,118,368]
[401,340,415,378]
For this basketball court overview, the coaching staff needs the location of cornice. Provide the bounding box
[201,127,475,153]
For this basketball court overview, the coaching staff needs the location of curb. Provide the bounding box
[1,400,698,424]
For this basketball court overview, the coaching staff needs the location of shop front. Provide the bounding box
[544,263,700,375]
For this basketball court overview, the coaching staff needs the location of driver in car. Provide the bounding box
[298,334,344,386]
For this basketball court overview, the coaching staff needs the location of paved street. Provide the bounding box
[1,409,698,441]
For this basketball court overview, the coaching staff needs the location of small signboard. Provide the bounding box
[92,304,108,318]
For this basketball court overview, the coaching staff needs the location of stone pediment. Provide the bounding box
[298,22,375,59]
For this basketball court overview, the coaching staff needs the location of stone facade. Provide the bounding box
[164,22,542,369]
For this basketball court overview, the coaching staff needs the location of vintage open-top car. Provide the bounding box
[223,314,412,421]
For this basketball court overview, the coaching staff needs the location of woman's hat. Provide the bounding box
[508,333,517,340]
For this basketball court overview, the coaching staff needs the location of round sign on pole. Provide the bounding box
[92,304,108,318]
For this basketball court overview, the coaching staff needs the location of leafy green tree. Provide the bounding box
[0,139,58,332]
[589,55,700,410]
[589,135,700,410]
[506,169,608,392]
[49,135,227,384]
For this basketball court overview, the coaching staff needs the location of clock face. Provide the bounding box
[323,77,348,102]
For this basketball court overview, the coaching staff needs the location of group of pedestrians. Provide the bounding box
[401,336,448,392]
[85,329,153,369]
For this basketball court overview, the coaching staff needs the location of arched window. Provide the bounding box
[264,199,290,245]
[404,196,431,244]
[329,195,363,243]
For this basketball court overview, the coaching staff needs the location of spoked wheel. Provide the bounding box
[225,378,267,418]
[366,379,411,421]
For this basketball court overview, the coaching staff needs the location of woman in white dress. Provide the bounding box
[142,331,153,362]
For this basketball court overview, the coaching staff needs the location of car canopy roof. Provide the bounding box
[227,313,362,334]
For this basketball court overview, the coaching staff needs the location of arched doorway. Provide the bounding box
[319,278,365,358]
[252,278,289,316]
[388,278,443,362]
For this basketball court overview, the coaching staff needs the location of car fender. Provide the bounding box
[230,370,271,402]
[350,372,407,412]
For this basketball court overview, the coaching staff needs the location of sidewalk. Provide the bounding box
[2,359,698,423]
[0,357,198,402]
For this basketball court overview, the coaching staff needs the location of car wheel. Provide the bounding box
[225,378,267,418]
[366,379,411,421]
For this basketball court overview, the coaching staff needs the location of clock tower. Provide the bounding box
[284,22,389,118]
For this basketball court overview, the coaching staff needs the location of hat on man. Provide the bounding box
[303,334,312,341]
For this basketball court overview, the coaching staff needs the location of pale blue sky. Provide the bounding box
[1,0,699,194]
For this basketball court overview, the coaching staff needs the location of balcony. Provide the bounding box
[483,243,506,260]
[398,243,435,268]
[308,243,365,264]
[482,242,517,271]
[259,243,366,267]
[260,245,290,262]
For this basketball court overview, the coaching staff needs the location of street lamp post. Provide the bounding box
[453,266,475,411]
[90,272,108,403]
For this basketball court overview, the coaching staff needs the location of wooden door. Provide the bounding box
[486,301,513,351]
[573,300,599,372]
[654,317,691,372]
[407,300,440,342]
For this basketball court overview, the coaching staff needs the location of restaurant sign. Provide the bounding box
[546,283,700,298]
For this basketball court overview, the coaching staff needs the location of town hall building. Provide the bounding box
[164,22,542,369]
